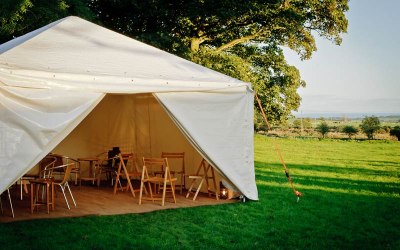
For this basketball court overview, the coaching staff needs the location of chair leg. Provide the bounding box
[60,185,71,209]
[162,180,167,206]
[45,183,50,214]
[171,182,176,203]
[8,189,14,218]
[20,178,23,200]
[139,181,144,205]
[65,183,77,207]
[186,179,196,198]
[193,178,205,201]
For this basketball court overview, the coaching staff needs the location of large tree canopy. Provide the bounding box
[0,0,94,42]
[0,0,349,124]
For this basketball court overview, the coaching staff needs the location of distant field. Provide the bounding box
[0,136,399,249]
[272,116,400,140]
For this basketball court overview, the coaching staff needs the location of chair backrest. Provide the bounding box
[161,152,185,172]
[39,156,57,178]
[121,153,140,173]
[107,147,121,168]
[142,157,169,175]
[58,163,76,185]
[47,153,79,171]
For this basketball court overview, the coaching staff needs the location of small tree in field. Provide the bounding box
[360,116,380,139]
[390,126,400,141]
[342,125,358,139]
[316,121,330,138]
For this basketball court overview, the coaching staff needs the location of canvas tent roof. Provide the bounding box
[0,16,257,200]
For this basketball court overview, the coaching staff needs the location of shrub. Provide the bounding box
[316,121,330,138]
[342,125,358,139]
[390,126,400,141]
[360,116,380,139]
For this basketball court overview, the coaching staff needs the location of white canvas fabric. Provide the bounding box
[0,16,258,200]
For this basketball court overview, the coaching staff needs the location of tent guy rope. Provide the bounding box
[255,92,302,202]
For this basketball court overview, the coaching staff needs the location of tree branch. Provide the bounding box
[215,34,259,52]
[190,36,210,51]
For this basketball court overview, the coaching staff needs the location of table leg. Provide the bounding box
[51,182,55,211]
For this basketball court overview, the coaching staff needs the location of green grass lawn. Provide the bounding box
[1,136,399,249]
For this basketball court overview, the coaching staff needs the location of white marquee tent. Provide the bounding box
[0,16,257,200]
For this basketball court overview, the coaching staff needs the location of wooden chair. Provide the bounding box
[186,159,219,201]
[113,153,139,198]
[161,152,185,194]
[139,157,177,206]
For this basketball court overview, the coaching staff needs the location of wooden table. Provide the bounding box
[77,157,99,186]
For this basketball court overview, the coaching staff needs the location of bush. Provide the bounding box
[390,126,400,141]
[360,116,380,139]
[254,112,268,132]
[342,125,358,139]
[316,121,330,138]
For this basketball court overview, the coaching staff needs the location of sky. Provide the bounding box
[283,0,400,117]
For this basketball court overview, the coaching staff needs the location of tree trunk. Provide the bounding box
[190,37,210,52]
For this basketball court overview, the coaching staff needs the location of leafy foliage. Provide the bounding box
[360,116,381,140]
[292,118,312,129]
[342,125,358,139]
[0,0,349,124]
[316,121,330,138]
[80,0,350,124]
[0,0,94,42]
[389,126,400,141]
[254,112,269,132]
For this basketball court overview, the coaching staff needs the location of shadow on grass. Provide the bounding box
[255,161,398,177]
[254,161,400,197]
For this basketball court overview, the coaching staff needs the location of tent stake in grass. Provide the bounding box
[255,92,302,202]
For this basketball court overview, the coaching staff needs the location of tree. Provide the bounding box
[292,119,302,129]
[342,125,358,139]
[292,118,311,129]
[1,0,349,124]
[0,0,94,42]
[88,0,349,124]
[254,112,269,132]
[360,116,380,140]
[316,121,329,138]
[390,126,400,141]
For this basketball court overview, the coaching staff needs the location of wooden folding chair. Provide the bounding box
[161,152,185,194]
[186,159,219,201]
[113,153,137,198]
[139,157,177,206]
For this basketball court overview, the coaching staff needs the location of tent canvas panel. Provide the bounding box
[0,86,103,193]
[156,89,255,198]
